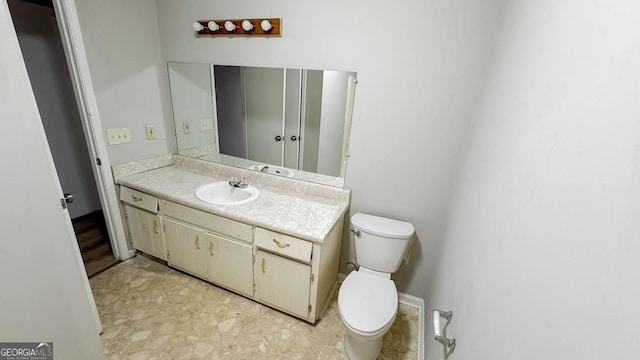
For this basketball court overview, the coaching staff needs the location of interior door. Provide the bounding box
[0,4,104,355]
[284,68,302,169]
[245,66,284,165]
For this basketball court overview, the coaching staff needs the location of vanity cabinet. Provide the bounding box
[121,187,166,261]
[206,232,253,297]
[118,184,345,324]
[255,249,311,318]
[254,228,313,318]
[164,218,207,279]
[161,200,254,297]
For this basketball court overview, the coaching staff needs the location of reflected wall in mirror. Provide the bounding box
[167,63,217,156]
[167,62,357,187]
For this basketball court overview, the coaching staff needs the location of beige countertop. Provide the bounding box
[115,156,350,243]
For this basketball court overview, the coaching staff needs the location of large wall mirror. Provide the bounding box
[167,62,357,188]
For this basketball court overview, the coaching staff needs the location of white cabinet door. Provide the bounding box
[164,217,207,279]
[255,249,311,318]
[207,232,254,297]
[125,204,166,260]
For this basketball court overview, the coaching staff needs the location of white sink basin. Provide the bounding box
[247,164,293,177]
[195,181,259,205]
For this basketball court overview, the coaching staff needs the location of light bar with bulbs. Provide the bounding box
[193,18,281,37]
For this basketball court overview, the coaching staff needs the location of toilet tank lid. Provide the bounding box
[351,213,415,239]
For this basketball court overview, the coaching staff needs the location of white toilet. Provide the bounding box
[338,213,415,360]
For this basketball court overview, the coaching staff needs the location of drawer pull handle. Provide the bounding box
[272,238,290,248]
[195,235,200,249]
[209,241,214,256]
[131,194,143,202]
[153,220,159,234]
[261,258,266,273]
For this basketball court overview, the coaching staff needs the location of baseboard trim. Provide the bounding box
[338,273,425,360]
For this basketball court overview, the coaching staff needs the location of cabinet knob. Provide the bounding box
[261,258,266,274]
[274,135,283,142]
[195,235,200,249]
[131,194,143,202]
[209,241,214,256]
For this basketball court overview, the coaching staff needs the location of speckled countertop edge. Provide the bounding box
[114,156,350,243]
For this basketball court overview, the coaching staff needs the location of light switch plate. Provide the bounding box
[183,121,191,134]
[200,118,214,131]
[145,125,156,140]
[106,128,131,145]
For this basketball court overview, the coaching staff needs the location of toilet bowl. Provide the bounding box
[339,268,398,360]
[337,213,414,360]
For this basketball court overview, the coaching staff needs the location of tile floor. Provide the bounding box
[90,255,419,359]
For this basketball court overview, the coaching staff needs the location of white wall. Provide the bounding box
[427,0,640,358]
[1,4,105,357]
[155,0,508,304]
[75,0,173,165]
[10,0,101,219]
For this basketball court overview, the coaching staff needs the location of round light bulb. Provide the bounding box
[192,22,204,32]
[242,20,254,32]
[260,19,273,32]
[207,21,220,32]
[224,21,236,32]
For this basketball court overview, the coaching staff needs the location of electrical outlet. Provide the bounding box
[183,121,191,134]
[145,125,156,140]
[106,128,131,145]
[200,118,214,131]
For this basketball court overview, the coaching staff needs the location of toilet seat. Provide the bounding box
[338,269,398,334]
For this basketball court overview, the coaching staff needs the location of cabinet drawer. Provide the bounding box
[120,186,158,213]
[160,200,252,243]
[254,227,312,263]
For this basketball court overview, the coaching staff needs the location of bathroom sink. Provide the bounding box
[247,164,293,177]
[195,181,259,205]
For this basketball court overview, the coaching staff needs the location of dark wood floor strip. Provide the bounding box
[72,210,119,277]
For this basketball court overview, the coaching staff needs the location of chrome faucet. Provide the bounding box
[259,165,269,173]
[228,178,248,188]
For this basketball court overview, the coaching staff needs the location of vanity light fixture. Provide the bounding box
[260,19,273,32]
[242,20,255,33]
[192,21,204,32]
[193,18,281,37]
[207,21,220,32]
[224,20,237,32]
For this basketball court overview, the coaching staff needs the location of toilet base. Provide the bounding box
[344,330,383,360]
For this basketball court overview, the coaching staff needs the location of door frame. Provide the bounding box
[51,0,132,261]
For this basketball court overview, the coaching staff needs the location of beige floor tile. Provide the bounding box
[90,255,419,359]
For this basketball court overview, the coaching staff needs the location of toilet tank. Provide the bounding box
[351,213,415,273]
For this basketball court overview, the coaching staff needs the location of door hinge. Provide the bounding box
[163,223,166,232]
[308,305,312,314]
[252,254,256,263]
[96,158,102,166]
[60,198,67,210]
[310,273,314,282]
[123,207,128,218]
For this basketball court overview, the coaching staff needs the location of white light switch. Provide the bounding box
[200,118,214,131]
[183,121,191,134]
[106,128,131,145]
[145,125,156,140]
